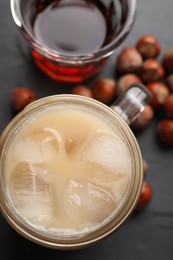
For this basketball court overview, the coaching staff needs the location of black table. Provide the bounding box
[0,0,173,259]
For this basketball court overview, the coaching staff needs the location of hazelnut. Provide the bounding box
[136,34,161,59]
[140,59,165,83]
[71,85,93,98]
[92,78,116,104]
[116,47,143,74]
[162,47,173,74]
[131,104,154,130]
[165,74,173,93]
[147,82,170,109]
[136,181,153,210]
[117,74,142,96]
[11,87,37,112]
[142,158,149,175]
[157,119,173,145]
[164,94,173,117]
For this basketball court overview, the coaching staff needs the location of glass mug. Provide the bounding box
[0,84,151,249]
[10,0,136,83]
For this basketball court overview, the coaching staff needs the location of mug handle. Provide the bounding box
[111,83,152,125]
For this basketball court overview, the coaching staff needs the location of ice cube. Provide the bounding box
[83,163,130,206]
[13,127,61,163]
[83,162,126,183]
[33,127,60,151]
[9,162,53,225]
[81,131,132,176]
[111,174,130,202]
[64,179,116,225]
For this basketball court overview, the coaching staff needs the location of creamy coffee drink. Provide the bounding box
[4,106,132,236]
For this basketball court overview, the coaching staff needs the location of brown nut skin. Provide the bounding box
[142,158,149,175]
[165,74,173,93]
[162,47,173,74]
[147,82,170,109]
[71,85,93,98]
[92,78,116,104]
[131,104,154,131]
[140,59,165,83]
[164,94,173,117]
[136,181,153,210]
[157,119,173,145]
[117,74,142,96]
[116,47,143,74]
[11,88,37,112]
[136,34,161,59]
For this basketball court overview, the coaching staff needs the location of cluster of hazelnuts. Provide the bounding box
[68,35,173,147]
[11,34,173,211]
[115,35,173,147]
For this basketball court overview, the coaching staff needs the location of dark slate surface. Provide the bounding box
[0,0,173,259]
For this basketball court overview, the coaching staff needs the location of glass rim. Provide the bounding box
[10,0,137,63]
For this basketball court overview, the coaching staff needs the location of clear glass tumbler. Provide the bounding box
[11,0,136,83]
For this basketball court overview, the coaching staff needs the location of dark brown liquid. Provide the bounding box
[30,0,119,54]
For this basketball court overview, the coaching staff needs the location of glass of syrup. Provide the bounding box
[11,0,136,83]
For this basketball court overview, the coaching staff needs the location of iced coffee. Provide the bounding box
[5,106,131,233]
[0,94,144,248]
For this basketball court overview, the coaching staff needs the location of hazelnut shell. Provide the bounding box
[92,78,116,104]
[140,59,165,83]
[147,82,169,109]
[136,34,161,59]
[116,47,143,74]
[157,119,173,145]
[71,85,93,98]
